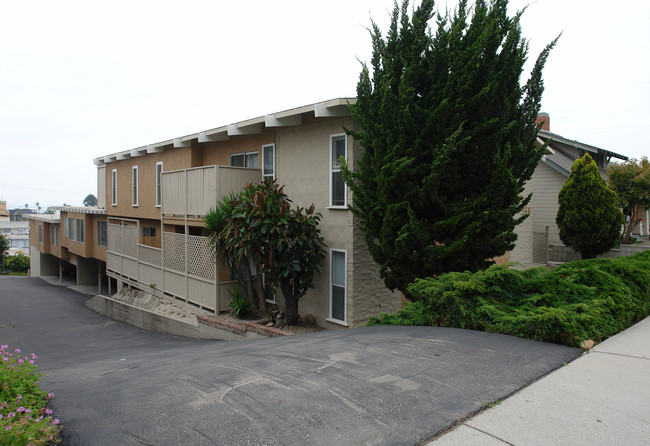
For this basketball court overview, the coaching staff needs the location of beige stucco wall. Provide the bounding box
[201,129,275,167]
[105,146,192,220]
[275,118,354,328]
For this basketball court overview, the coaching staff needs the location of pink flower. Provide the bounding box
[29,360,34,365]
[31,353,37,360]
[5,425,11,431]
[48,392,54,398]
[18,358,24,365]
[17,406,25,413]
[16,395,22,401]
[52,418,60,425]
[14,348,20,354]
[2,357,8,362]
[45,408,53,415]
[25,408,31,414]
[1,344,7,349]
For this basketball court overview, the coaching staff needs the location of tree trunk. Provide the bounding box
[255,272,267,312]
[281,283,299,325]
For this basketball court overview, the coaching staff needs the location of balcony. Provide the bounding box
[106,165,260,313]
[162,165,260,217]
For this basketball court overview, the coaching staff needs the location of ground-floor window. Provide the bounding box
[329,249,347,323]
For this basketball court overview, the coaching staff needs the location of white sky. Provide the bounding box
[1,0,648,210]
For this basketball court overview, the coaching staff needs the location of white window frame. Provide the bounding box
[329,133,347,208]
[111,169,117,206]
[262,144,275,180]
[230,151,259,168]
[327,248,348,325]
[132,166,139,207]
[155,161,163,207]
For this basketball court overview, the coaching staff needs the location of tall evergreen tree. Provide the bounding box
[557,154,624,259]
[343,0,557,294]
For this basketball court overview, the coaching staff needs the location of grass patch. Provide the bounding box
[368,251,650,347]
[1,345,61,445]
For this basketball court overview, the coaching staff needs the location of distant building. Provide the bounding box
[0,220,30,255]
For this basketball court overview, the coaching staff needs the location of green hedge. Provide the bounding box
[368,251,650,346]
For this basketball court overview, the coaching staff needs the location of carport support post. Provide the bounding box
[59,259,63,283]
[97,263,102,295]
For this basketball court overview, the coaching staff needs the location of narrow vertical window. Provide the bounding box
[132,166,139,206]
[330,134,347,207]
[51,226,58,246]
[77,219,84,243]
[263,144,275,180]
[68,219,75,241]
[97,220,107,247]
[63,215,68,237]
[38,225,43,243]
[156,162,163,207]
[111,169,117,206]
[329,249,347,323]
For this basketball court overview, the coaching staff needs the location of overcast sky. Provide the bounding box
[1,0,648,210]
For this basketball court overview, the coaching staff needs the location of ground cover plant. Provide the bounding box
[368,251,650,347]
[0,345,61,445]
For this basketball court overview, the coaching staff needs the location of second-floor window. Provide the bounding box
[97,221,107,247]
[51,226,58,246]
[156,162,163,207]
[263,144,275,180]
[38,225,43,243]
[68,218,75,241]
[230,151,259,168]
[111,169,117,206]
[330,134,347,207]
[63,215,68,237]
[132,166,139,207]
[76,219,84,243]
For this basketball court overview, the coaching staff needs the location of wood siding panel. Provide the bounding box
[530,162,566,244]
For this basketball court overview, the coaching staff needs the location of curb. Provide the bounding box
[197,315,294,337]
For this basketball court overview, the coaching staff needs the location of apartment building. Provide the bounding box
[27,98,399,328]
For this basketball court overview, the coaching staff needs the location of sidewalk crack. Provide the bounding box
[465,423,516,445]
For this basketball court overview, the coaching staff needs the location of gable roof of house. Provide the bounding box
[537,130,628,177]
[93,98,355,166]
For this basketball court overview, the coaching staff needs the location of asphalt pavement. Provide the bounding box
[1,276,580,445]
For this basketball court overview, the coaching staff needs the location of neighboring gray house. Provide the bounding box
[511,113,629,265]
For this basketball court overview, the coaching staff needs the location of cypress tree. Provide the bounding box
[343,0,558,295]
[557,154,624,259]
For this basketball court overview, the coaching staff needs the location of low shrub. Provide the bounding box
[5,253,30,273]
[0,345,61,445]
[369,251,650,347]
[228,287,251,318]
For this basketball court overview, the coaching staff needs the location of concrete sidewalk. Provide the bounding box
[427,316,650,445]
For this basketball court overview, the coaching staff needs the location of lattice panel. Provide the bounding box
[532,231,548,264]
[108,224,121,253]
[163,232,186,272]
[122,225,139,258]
[187,235,215,281]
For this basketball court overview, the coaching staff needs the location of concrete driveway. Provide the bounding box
[0,276,581,445]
